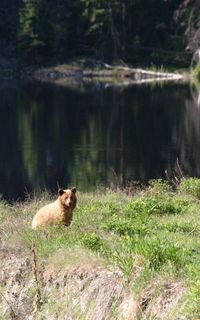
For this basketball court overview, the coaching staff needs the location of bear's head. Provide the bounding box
[58,187,77,209]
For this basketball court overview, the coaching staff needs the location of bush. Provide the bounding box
[78,232,105,251]
[111,237,188,275]
[148,179,172,196]
[178,178,200,199]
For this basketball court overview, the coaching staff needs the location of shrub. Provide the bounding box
[111,236,189,275]
[78,232,105,251]
[103,215,149,236]
[147,179,172,196]
[178,178,200,199]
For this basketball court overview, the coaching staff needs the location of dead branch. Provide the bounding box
[165,158,185,187]
[32,241,42,314]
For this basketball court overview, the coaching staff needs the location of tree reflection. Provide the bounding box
[170,83,200,177]
[1,79,200,200]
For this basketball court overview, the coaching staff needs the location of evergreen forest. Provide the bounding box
[0,0,200,66]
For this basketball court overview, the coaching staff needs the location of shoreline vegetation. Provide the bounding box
[0,58,190,84]
[34,61,187,84]
[0,178,200,319]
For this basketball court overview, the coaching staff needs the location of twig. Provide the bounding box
[56,181,60,190]
[0,292,16,319]
[165,169,173,183]
[32,241,42,314]
[176,158,184,179]
[165,159,185,187]
[165,169,177,187]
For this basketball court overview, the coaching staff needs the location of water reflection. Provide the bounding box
[0,79,199,201]
[172,83,200,177]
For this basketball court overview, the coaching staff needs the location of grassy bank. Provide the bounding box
[0,179,200,319]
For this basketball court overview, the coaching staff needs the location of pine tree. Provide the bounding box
[18,0,45,62]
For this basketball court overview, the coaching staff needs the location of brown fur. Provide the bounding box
[32,188,77,229]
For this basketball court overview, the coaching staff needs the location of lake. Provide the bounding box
[0,79,200,201]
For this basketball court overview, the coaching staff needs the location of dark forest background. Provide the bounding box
[0,0,200,66]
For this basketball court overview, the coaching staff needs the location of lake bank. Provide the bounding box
[0,179,200,319]
[34,62,188,84]
[0,58,190,84]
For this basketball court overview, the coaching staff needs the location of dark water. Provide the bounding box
[0,79,200,201]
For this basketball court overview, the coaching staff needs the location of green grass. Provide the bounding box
[0,178,200,319]
[193,64,200,82]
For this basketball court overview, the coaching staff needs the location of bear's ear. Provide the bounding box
[71,187,76,194]
[58,189,65,196]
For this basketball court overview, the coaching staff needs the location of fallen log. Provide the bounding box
[103,64,184,80]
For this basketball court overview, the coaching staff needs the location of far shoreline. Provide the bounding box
[0,58,190,83]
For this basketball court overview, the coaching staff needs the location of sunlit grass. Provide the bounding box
[0,178,200,318]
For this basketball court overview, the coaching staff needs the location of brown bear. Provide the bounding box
[32,187,77,229]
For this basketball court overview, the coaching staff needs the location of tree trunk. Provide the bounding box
[108,1,120,59]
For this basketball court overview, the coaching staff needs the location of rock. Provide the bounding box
[0,249,186,320]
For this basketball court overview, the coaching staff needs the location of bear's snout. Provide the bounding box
[65,197,73,207]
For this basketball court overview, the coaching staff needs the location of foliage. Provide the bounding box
[1,0,195,66]
[18,0,45,61]
[178,177,200,198]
